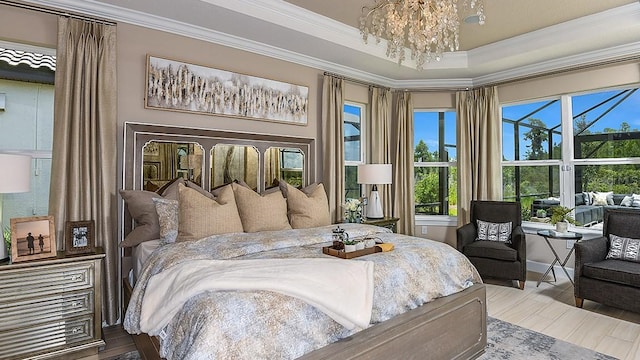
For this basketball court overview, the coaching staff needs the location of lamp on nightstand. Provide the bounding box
[0,154,31,260]
[357,164,392,219]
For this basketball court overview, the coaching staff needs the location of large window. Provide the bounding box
[502,87,640,226]
[0,44,55,230]
[344,102,365,200]
[414,110,457,216]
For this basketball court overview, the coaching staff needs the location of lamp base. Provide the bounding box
[366,189,384,219]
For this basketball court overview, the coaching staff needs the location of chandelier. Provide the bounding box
[359,0,485,70]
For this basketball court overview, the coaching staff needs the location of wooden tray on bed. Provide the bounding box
[322,242,382,259]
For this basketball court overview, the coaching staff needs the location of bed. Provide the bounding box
[120,122,487,360]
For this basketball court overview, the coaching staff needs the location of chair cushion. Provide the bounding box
[582,259,640,288]
[464,240,518,262]
[606,234,640,263]
[476,220,512,243]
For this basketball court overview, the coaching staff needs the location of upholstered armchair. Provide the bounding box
[574,208,640,312]
[457,200,527,290]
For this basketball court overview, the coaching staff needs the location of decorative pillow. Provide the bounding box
[476,220,512,243]
[120,190,163,247]
[621,195,633,207]
[153,197,179,245]
[177,183,244,242]
[279,181,330,229]
[593,191,612,206]
[632,194,640,207]
[606,234,640,263]
[231,182,291,232]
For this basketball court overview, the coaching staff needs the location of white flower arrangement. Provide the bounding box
[344,198,363,223]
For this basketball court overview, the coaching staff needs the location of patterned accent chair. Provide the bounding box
[574,208,640,312]
[457,200,527,290]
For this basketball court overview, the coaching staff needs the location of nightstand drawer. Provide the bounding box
[0,262,94,301]
[0,290,94,332]
[0,315,94,359]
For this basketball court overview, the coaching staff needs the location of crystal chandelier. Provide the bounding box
[359,0,485,70]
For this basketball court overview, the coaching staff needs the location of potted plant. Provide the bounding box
[549,206,578,232]
[343,237,357,252]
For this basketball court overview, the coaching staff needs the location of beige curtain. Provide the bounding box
[392,91,415,235]
[368,86,392,217]
[322,75,345,223]
[50,17,118,325]
[265,147,281,188]
[456,86,501,225]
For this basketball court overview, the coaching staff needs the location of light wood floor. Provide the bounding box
[486,272,640,360]
[87,271,640,360]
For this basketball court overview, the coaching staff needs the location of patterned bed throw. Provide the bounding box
[124,224,481,360]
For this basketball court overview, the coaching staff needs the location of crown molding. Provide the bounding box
[20,0,640,89]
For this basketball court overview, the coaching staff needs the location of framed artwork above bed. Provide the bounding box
[145,55,309,125]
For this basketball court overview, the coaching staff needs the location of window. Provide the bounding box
[414,110,457,216]
[344,102,365,200]
[0,43,55,230]
[502,87,640,227]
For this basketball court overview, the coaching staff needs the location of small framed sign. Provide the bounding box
[65,220,95,255]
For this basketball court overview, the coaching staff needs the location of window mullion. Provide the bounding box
[560,95,575,209]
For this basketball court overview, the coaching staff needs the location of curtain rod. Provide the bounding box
[1,0,117,25]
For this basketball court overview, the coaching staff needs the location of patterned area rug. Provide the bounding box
[480,317,617,360]
[106,317,617,359]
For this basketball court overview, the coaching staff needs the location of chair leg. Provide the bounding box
[518,280,525,290]
[575,297,584,308]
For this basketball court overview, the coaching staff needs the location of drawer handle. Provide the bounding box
[71,301,80,307]
[70,274,83,281]
[71,326,83,334]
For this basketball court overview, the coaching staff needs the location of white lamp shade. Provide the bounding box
[0,154,31,193]
[357,164,392,185]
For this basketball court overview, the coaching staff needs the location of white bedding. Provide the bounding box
[131,239,160,284]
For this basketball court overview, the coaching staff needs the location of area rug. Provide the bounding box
[106,317,617,359]
[479,316,617,360]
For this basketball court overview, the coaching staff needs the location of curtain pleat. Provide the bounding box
[456,86,501,225]
[322,75,345,223]
[369,86,392,216]
[50,17,118,325]
[392,92,415,235]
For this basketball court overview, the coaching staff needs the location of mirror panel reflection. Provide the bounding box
[142,141,204,191]
[265,147,304,189]
[211,145,259,190]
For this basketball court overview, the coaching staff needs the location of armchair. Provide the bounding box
[457,200,527,289]
[574,208,640,312]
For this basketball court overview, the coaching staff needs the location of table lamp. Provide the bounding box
[357,164,392,219]
[0,154,32,260]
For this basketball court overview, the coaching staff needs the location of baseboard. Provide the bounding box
[527,260,574,279]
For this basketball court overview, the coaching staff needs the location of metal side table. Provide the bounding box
[536,229,583,287]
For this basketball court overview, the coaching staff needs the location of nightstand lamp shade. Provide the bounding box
[357,164,392,219]
[0,154,32,260]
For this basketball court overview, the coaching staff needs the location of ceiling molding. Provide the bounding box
[21,0,640,89]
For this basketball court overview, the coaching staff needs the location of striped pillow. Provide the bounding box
[476,220,512,243]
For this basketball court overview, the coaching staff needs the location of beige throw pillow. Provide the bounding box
[231,183,291,232]
[281,182,331,229]
[120,190,163,247]
[177,183,244,242]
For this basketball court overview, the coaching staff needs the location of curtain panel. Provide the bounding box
[321,75,345,223]
[456,86,502,225]
[50,17,118,325]
[368,86,393,217]
[392,91,415,235]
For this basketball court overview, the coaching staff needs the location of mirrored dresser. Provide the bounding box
[0,249,105,359]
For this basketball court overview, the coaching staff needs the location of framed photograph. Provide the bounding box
[10,215,57,263]
[65,220,95,255]
[145,55,308,125]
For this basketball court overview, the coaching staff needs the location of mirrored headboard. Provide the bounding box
[122,122,316,239]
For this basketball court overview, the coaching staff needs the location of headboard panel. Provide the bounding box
[120,122,316,275]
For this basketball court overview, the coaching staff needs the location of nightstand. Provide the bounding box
[362,217,400,233]
[0,249,106,359]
